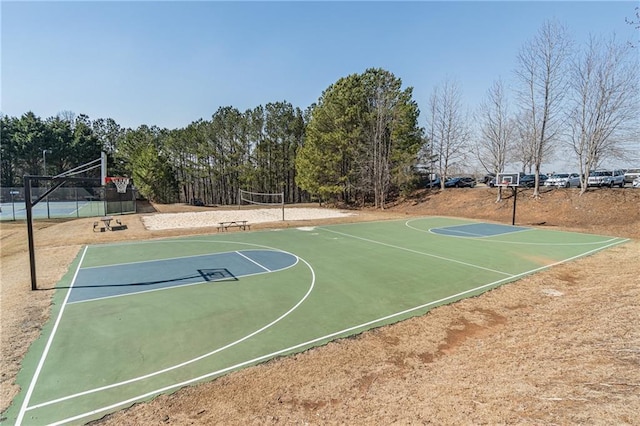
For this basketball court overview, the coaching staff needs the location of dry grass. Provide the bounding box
[2,188,639,424]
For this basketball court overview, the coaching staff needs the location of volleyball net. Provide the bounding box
[239,189,285,221]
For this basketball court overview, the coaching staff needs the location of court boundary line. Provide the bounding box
[429,225,531,238]
[79,249,243,270]
[405,218,626,246]
[68,250,297,305]
[319,227,514,277]
[27,253,315,413]
[15,246,89,426]
[45,236,627,426]
[67,263,296,305]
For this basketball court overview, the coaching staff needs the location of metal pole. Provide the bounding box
[43,149,52,219]
[11,191,16,221]
[25,177,38,291]
[512,186,517,226]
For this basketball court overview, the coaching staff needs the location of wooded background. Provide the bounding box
[2,22,638,206]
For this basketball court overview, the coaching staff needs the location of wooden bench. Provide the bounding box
[217,221,250,232]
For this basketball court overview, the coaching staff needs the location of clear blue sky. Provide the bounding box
[2,1,638,132]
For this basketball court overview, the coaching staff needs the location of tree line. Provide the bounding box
[2,19,638,205]
[1,68,425,207]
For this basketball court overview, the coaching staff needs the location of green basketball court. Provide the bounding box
[5,217,627,425]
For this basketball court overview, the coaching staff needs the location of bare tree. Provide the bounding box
[427,79,471,189]
[475,79,516,201]
[512,110,536,174]
[515,20,572,197]
[626,6,639,48]
[568,35,640,194]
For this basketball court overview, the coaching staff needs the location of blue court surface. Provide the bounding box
[68,250,298,303]
[430,223,530,238]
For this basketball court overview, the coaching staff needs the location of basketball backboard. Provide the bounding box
[496,172,520,187]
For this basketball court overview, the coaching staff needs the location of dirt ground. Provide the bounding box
[1,187,639,425]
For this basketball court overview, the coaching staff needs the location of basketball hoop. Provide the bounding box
[106,177,130,193]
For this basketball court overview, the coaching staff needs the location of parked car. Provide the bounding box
[633,177,640,188]
[481,173,496,185]
[519,174,548,188]
[588,170,625,187]
[444,177,476,188]
[544,173,581,188]
[424,176,441,188]
[624,168,640,184]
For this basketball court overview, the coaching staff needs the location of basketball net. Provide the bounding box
[108,177,130,193]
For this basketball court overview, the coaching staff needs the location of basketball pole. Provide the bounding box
[511,186,517,226]
[24,152,106,291]
[24,175,72,291]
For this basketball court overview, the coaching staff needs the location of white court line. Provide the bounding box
[319,227,514,277]
[67,251,298,305]
[27,251,313,413]
[79,250,231,270]
[405,219,624,246]
[66,267,292,305]
[15,246,89,426]
[428,225,533,239]
[47,236,627,426]
[430,227,486,237]
[236,251,271,272]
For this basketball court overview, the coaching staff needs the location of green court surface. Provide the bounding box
[5,217,628,425]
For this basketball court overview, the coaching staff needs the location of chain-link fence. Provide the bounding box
[0,185,137,221]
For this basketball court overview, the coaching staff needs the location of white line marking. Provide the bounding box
[27,253,313,412]
[79,250,231,270]
[319,227,514,277]
[67,251,297,305]
[67,269,276,305]
[427,225,534,239]
[236,251,271,272]
[405,219,625,246]
[15,246,89,426]
[46,237,627,426]
[431,227,486,237]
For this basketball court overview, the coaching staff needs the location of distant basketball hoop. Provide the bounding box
[496,172,520,187]
[106,177,130,194]
[496,172,520,226]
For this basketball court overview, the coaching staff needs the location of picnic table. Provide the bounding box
[93,216,123,232]
[217,221,250,232]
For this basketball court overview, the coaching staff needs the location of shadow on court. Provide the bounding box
[53,268,237,290]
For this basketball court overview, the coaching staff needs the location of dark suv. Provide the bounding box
[519,174,548,187]
[444,177,476,188]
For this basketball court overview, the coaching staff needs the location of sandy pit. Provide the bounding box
[141,208,356,230]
